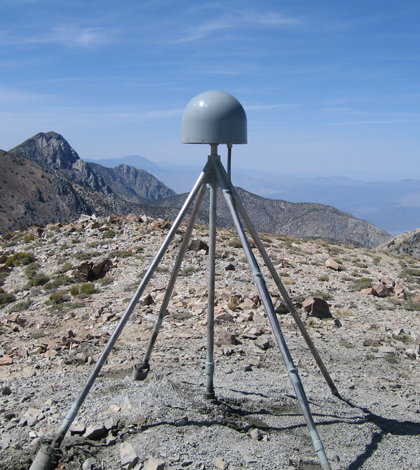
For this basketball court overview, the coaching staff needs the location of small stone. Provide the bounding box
[142,293,154,305]
[120,442,139,469]
[249,428,263,440]
[215,312,234,323]
[372,284,389,297]
[255,339,272,351]
[2,386,12,396]
[23,408,42,426]
[0,356,13,366]
[213,457,228,469]
[325,258,340,271]
[143,456,166,470]
[83,424,106,440]
[242,365,252,372]
[224,263,235,271]
[175,416,188,426]
[104,415,119,431]
[302,297,332,319]
[69,424,86,435]
[220,332,239,345]
[82,457,97,470]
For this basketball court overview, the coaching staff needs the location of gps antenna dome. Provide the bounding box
[181,90,247,144]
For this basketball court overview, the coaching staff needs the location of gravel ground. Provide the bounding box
[1,216,420,469]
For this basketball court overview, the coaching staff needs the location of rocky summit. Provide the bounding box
[0,215,420,470]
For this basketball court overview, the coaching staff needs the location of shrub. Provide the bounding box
[70,285,79,296]
[5,252,35,267]
[25,262,40,279]
[44,275,74,290]
[0,292,16,307]
[102,230,115,239]
[182,266,200,277]
[0,273,8,286]
[25,273,50,288]
[349,277,372,292]
[48,290,69,304]
[228,239,242,248]
[23,234,34,243]
[8,300,31,313]
[81,283,95,295]
[59,262,73,274]
[97,277,114,286]
[109,250,132,259]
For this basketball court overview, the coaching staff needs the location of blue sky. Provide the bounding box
[1,0,419,180]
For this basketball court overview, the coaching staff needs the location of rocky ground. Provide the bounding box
[1,214,420,470]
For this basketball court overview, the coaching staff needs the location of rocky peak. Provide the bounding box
[9,131,80,171]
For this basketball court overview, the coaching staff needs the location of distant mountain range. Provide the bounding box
[1,131,393,248]
[88,155,420,236]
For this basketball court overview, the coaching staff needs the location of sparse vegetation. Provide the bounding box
[0,292,16,307]
[182,266,200,277]
[23,234,34,243]
[349,277,372,291]
[70,285,79,296]
[48,290,70,304]
[8,300,31,313]
[44,275,74,290]
[0,273,9,286]
[80,282,95,295]
[339,338,355,349]
[5,252,35,267]
[25,262,40,279]
[102,230,116,239]
[25,273,50,288]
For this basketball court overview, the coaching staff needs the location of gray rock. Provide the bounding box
[83,424,106,440]
[143,457,166,470]
[120,442,139,469]
[302,297,332,319]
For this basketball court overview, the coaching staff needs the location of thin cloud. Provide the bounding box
[29,26,113,48]
[0,86,51,103]
[172,10,301,44]
[246,104,300,111]
[0,24,114,49]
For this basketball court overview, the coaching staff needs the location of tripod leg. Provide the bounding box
[228,182,340,398]
[205,168,217,399]
[214,161,331,470]
[133,183,208,380]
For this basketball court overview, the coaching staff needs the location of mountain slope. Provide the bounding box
[9,132,175,201]
[0,150,181,234]
[153,187,392,248]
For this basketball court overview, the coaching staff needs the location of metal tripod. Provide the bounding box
[31,146,338,470]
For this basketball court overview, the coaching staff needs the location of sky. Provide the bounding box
[1,0,420,180]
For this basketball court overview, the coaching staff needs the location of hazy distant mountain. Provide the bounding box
[87,155,420,236]
[151,188,392,248]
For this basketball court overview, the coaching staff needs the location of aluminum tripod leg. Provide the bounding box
[205,150,217,399]
[133,183,208,380]
[228,182,340,398]
[214,160,331,470]
[29,162,214,470]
